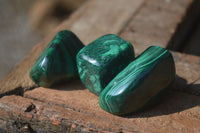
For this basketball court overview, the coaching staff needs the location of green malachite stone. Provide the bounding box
[76,34,135,95]
[99,46,176,115]
[30,30,84,87]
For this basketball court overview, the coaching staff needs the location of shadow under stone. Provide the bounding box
[123,75,200,118]
[50,78,86,91]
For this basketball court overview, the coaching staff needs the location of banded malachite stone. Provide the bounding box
[76,34,135,95]
[30,30,84,87]
[99,46,175,115]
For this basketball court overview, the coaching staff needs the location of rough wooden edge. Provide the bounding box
[0,0,199,132]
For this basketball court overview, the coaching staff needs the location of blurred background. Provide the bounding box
[0,0,87,80]
[0,0,199,81]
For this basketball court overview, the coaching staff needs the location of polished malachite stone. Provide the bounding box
[76,34,135,95]
[99,46,176,115]
[30,30,84,87]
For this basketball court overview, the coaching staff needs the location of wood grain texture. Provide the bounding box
[0,95,127,132]
[70,0,145,44]
[120,0,194,54]
[0,0,145,96]
[22,87,200,132]
[0,0,200,132]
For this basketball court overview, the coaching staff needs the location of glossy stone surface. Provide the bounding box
[99,46,176,115]
[30,30,84,87]
[76,34,135,95]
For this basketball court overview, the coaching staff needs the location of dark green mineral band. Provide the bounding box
[30,30,84,87]
[99,46,176,115]
[76,34,135,95]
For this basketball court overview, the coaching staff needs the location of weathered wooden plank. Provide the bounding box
[0,91,200,132]
[172,51,200,95]
[119,0,200,95]
[0,0,200,132]
[0,95,127,132]
[120,0,194,54]
[0,0,145,96]
[70,0,145,44]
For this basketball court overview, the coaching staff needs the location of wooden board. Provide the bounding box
[0,0,199,132]
[120,0,194,54]
[0,0,145,96]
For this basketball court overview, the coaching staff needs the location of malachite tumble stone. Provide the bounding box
[99,46,176,115]
[30,30,84,87]
[76,34,135,95]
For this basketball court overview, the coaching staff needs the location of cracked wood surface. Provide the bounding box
[0,0,200,132]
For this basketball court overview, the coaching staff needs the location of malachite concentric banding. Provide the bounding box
[30,30,84,87]
[76,34,135,95]
[99,46,176,115]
